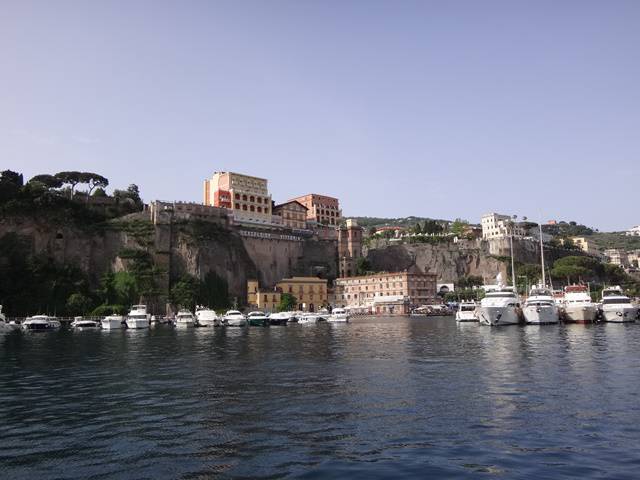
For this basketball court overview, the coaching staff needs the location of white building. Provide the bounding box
[626,225,640,237]
[604,249,629,267]
[481,213,526,240]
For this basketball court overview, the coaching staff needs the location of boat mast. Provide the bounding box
[539,222,546,286]
[510,231,517,292]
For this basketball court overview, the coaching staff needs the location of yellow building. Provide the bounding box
[247,277,328,312]
[571,237,601,257]
[203,171,272,225]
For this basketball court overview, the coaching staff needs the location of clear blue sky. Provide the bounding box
[2,1,639,231]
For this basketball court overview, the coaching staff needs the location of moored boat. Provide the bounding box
[268,311,292,325]
[297,312,319,324]
[562,285,597,323]
[174,309,196,328]
[600,286,638,323]
[247,311,269,327]
[223,310,247,327]
[101,315,125,329]
[523,285,559,325]
[328,307,349,322]
[195,306,221,327]
[455,301,478,322]
[22,315,61,331]
[71,317,101,329]
[126,305,150,329]
[478,285,521,327]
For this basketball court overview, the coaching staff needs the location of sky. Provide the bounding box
[1,0,639,231]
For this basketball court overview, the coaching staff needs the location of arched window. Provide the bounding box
[250,205,255,212]
[242,204,248,211]
[257,197,262,203]
[235,203,240,209]
[250,196,255,202]
[242,194,247,201]
[257,206,262,213]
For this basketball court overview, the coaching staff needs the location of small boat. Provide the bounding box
[0,305,19,332]
[523,285,559,325]
[22,315,61,331]
[317,308,331,321]
[600,286,638,323]
[195,306,221,327]
[268,311,291,325]
[455,301,478,322]
[126,304,150,329]
[562,285,597,323]
[174,309,196,328]
[297,313,319,324]
[247,311,269,327]
[328,307,349,322]
[101,315,125,330]
[71,317,101,329]
[223,310,247,327]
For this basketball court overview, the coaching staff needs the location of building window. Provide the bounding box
[257,197,262,203]
[235,193,240,200]
[250,196,255,202]
[257,206,262,213]
[242,194,247,201]
[242,205,248,211]
[250,205,255,212]
[235,203,240,209]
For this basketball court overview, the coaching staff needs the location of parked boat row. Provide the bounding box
[458,284,639,326]
[0,304,351,332]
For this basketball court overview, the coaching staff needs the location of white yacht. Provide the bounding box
[268,311,292,325]
[478,285,521,326]
[246,311,269,327]
[523,285,559,324]
[328,308,349,322]
[0,305,17,332]
[126,305,150,329]
[101,315,125,329]
[71,317,101,329]
[195,306,220,327]
[297,312,319,324]
[600,286,638,323]
[562,285,597,323]
[455,301,478,322]
[174,309,196,328]
[22,315,61,331]
[223,310,247,327]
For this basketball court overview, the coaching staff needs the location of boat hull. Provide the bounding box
[197,318,220,327]
[602,306,638,323]
[101,319,124,329]
[225,318,247,327]
[248,318,268,327]
[478,306,520,326]
[175,320,196,328]
[563,305,597,323]
[126,318,149,329]
[268,317,288,326]
[455,312,478,322]
[524,305,559,325]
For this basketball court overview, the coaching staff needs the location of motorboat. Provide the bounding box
[126,304,150,329]
[562,285,597,323]
[478,285,521,326]
[71,317,101,329]
[101,315,125,329]
[174,309,197,328]
[22,315,61,331]
[455,301,478,322]
[195,306,221,327]
[600,286,638,323]
[297,312,319,324]
[223,310,247,327]
[0,305,19,332]
[328,307,349,322]
[317,308,331,321]
[247,311,269,327]
[268,311,292,325]
[523,285,559,324]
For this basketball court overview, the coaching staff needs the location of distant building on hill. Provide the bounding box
[288,193,342,226]
[604,248,629,267]
[481,213,525,240]
[626,225,640,237]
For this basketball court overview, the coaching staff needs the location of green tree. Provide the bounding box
[81,172,109,197]
[66,293,93,316]
[356,257,372,275]
[198,271,230,309]
[0,170,24,202]
[278,293,297,311]
[171,275,199,309]
[28,174,63,189]
[451,218,469,236]
[55,171,83,197]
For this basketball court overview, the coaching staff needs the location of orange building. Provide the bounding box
[203,171,272,225]
[289,193,341,226]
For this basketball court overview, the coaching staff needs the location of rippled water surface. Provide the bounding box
[2,317,640,479]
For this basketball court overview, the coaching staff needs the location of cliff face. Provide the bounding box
[364,238,578,283]
[0,215,337,303]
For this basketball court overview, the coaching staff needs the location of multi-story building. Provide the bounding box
[247,277,328,312]
[604,248,629,267]
[204,171,273,225]
[289,193,342,226]
[334,266,437,309]
[481,213,526,240]
[272,200,308,230]
[626,225,640,237]
[337,219,363,277]
[570,237,601,257]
